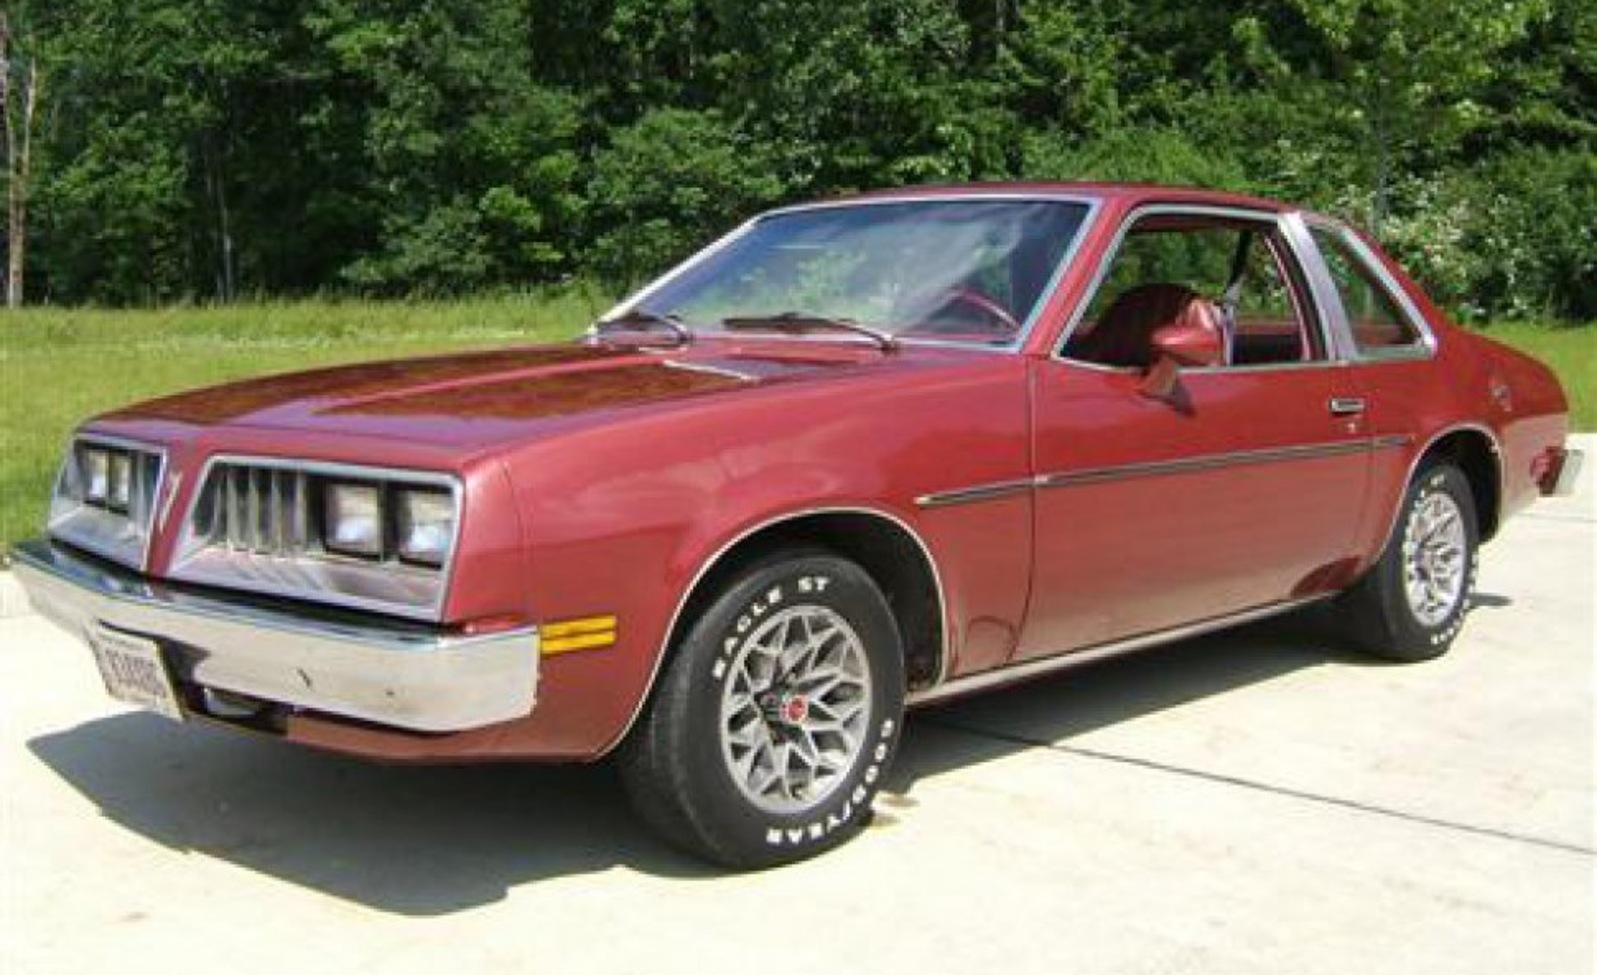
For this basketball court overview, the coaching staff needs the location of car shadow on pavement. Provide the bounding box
[28,717,720,915]
[26,601,1458,914]
[886,605,1386,795]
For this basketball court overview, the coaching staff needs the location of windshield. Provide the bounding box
[630,199,1092,347]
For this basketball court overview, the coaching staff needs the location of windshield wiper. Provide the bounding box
[720,311,898,351]
[593,308,693,346]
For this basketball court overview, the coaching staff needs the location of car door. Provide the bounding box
[1018,208,1375,660]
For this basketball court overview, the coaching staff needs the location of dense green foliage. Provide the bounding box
[3,0,1593,319]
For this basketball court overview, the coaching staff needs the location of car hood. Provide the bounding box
[101,340,950,450]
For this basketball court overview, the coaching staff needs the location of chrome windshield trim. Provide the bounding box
[600,195,1103,356]
[48,432,170,573]
[908,595,1329,705]
[765,189,1106,218]
[1037,436,1412,489]
[1013,197,1103,351]
[596,215,761,333]
[170,454,465,623]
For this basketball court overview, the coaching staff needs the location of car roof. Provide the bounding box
[793,181,1300,216]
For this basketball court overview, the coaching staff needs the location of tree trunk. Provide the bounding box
[1370,90,1390,239]
[8,60,37,308]
[203,132,236,301]
[2,17,39,309]
[2,15,13,307]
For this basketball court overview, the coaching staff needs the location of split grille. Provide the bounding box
[170,457,460,621]
[192,464,315,556]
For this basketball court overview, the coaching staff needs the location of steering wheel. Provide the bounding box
[931,287,1023,336]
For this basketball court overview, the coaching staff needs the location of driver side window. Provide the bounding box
[1062,215,1322,369]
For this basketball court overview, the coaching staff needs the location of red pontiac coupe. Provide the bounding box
[16,183,1582,867]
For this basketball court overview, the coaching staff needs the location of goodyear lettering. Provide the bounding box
[765,715,896,847]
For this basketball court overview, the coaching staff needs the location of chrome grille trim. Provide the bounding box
[172,456,463,622]
[201,465,314,555]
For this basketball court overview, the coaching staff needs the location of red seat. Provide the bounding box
[1068,283,1227,368]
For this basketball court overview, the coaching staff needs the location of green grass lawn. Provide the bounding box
[1,301,1591,552]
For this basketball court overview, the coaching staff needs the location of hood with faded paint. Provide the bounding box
[99,339,968,451]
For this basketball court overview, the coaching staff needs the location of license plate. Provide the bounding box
[86,624,185,722]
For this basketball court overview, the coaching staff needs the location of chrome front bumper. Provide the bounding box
[12,539,539,733]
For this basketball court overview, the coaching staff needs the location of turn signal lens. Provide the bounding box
[323,482,382,558]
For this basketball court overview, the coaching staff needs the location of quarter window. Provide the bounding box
[1311,228,1426,354]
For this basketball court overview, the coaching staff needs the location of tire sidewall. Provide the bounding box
[671,554,905,866]
[1385,463,1480,653]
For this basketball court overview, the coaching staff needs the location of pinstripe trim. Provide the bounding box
[1038,436,1412,489]
[913,435,1412,508]
[914,479,1035,509]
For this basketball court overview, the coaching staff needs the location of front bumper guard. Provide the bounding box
[12,539,539,733]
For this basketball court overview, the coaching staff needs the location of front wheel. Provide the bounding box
[1340,461,1479,661]
[619,550,905,868]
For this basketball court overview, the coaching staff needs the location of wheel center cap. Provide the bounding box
[781,694,809,725]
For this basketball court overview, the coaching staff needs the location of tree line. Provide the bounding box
[2,0,1593,320]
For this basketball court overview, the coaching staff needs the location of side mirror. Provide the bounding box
[1138,320,1224,399]
[1150,319,1225,368]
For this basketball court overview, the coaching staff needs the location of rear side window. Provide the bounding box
[1311,227,1426,355]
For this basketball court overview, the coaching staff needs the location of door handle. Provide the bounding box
[1329,397,1367,416]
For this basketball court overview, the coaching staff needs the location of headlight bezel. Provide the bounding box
[172,455,464,621]
[48,434,169,571]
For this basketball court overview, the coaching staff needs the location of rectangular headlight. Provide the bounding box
[323,482,382,558]
[396,488,455,566]
[83,447,111,503]
[107,452,133,511]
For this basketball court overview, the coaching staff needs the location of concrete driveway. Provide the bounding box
[3,440,1592,975]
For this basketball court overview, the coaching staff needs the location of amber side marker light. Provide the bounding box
[542,615,619,655]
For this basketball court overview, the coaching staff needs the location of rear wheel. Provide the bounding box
[1341,461,1479,661]
[619,550,905,868]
